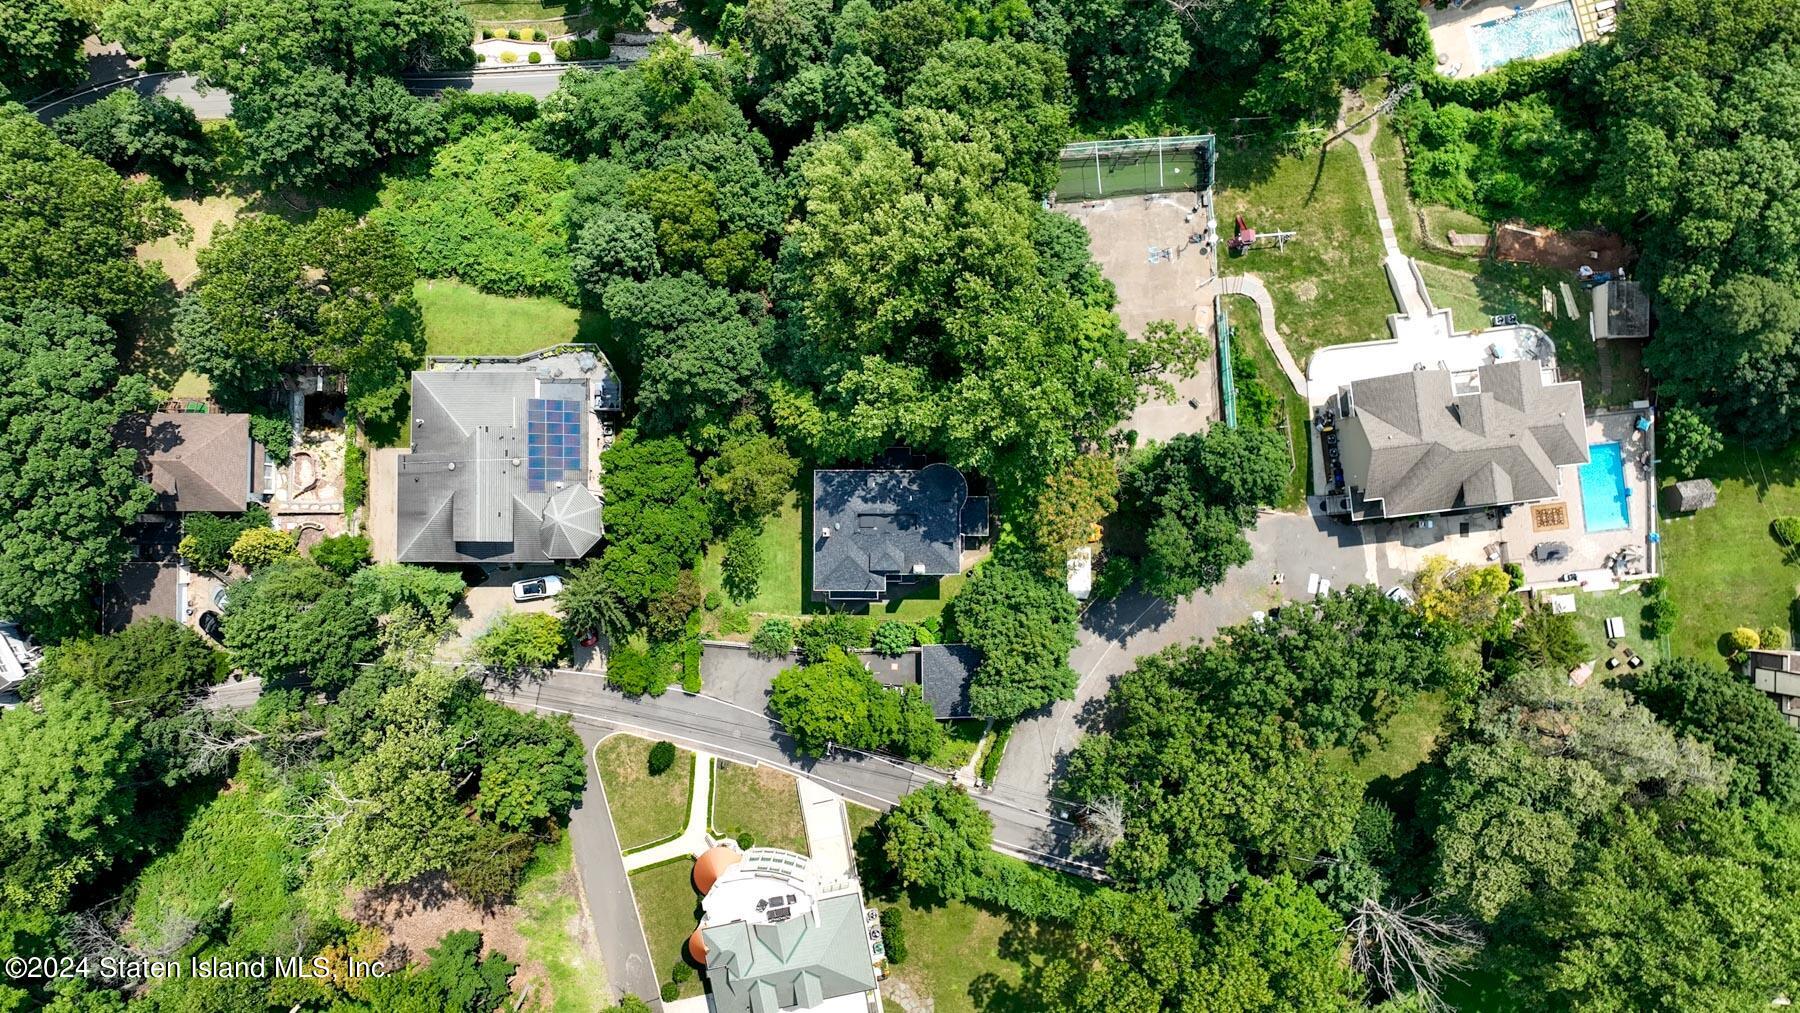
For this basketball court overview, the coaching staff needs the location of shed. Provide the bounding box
[1662,478,1718,514]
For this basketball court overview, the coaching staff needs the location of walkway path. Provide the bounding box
[1342,121,1434,322]
[1217,274,1308,393]
[622,749,715,871]
[797,777,855,886]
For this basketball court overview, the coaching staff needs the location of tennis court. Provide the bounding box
[1056,135,1217,201]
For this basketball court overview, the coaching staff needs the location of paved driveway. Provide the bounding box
[698,642,793,712]
[995,508,1374,800]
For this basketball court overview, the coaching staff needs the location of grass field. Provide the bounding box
[413,279,607,358]
[1221,294,1309,508]
[697,493,806,618]
[710,761,808,853]
[595,735,695,851]
[1323,690,1448,786]
[879,897,1062,1013]
[132,194,248,400]
[1558,585,1665,670]
[629,858,706,1000]
[1216,143,1393,366]
[1659,441,1800,660]
[515,836,611,1012]
[875,573,969,620]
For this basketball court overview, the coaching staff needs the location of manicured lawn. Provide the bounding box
[709,761,808,854]
[1216,143,1393,366]
[1222,293,1309,508]
[879,897,1064,1013]
[415,278,587,357]
[697,492,806,618]
[1323,690,1447,787]
[877,573,969,620]
[515,835,611,1012]
[594,735,695,851]
[629,858,706,1000]
[923,719,987,772]
[1659,441,1800,660]
[847,801,883,840]
[1561,585,1665,670]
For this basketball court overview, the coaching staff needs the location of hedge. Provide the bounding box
[977,723,1012,784]
[553,40,574,60]
[1418,48,1585,108]
[967,852,1088,922]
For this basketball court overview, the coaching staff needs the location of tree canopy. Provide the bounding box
[952,562,1080,720]
[768,648,942,759]
[33,618,222,716]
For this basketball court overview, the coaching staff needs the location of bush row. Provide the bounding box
[966,851,1089,922]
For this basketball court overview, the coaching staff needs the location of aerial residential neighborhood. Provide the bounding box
[4,0,1800,1011]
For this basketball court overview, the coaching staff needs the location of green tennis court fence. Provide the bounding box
[1055,135,1216,200]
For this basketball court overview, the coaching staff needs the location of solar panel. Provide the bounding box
[526,398,583,492]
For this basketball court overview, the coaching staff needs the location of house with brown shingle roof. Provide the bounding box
[120,413,270,513]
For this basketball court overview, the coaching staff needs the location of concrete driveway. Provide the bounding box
[447,567,565,662]
[995,507,1375,799]
[698,642,794,712]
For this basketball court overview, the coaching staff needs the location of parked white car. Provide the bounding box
[511,576,564,602]
[1386,584,1415,605]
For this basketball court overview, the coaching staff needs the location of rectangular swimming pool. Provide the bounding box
[1468,2,1582,72]
[1579,442,1630,532]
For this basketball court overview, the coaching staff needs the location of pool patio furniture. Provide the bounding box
[1627,655,1645,669]
[1605,616,1626,639]
[1606,657,1621,670]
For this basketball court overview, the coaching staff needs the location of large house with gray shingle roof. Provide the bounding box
[120,412,270,513]
[811,464,988,602]
[1332,358,1586,521]
[394,350,614,563]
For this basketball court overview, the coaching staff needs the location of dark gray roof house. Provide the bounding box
[856,643,978,719]
[1335,359,1586,520]
[120,413,269,513]
[395,354,609,563]
[812,464,988,602]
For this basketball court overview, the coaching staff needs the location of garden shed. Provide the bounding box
[1662,478,1718,514]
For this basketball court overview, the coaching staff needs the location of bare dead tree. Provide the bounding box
[267,774,371,860]
[1345,896,1482,1012]
[1074,796,1126,855]
[66,899,198,984]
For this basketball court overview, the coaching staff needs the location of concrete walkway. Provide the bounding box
[622,751,715,871]
[1343,119,1433,322]
[797,777,855,886]
[1218,273,1308,393]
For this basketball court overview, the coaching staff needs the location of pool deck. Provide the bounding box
[1360,410,1656,587]
[1427,0,1591,79]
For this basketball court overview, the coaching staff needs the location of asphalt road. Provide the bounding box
[569,724,664,1008]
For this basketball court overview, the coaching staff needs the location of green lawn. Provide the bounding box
[629,858,707,1000]
[1216,143,1392,366]
[1660,441,1800,660]
[847,801,883,840]
[875,573,969,621]
[595,735,695,851]
[709,761,808,854]
[1559,585,1665,670]
[515,836,611,1012]
[925,720,987,772]
[879,897,1064,1012]
[698,492,806,619]
[413,278,612,358]
[1221,293,1309,508]
[1323,690,1448,787]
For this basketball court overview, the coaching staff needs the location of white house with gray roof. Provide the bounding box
[394,349,615,563]
[1329,358,1587,521]
[812,463,988,602]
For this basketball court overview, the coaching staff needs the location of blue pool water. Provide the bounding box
[1468,3,1582,72]
[1579,442,1630,532]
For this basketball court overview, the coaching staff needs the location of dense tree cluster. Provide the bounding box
[768,648,943,759]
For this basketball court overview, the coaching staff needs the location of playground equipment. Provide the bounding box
[1227,215,1297,255]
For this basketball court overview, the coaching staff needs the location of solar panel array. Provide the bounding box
[526,398,582,492]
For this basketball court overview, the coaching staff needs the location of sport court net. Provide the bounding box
[1055,135,1216,201]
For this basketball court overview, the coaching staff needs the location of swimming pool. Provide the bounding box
[1468,2,1582,72]
[1578,442,1630,532]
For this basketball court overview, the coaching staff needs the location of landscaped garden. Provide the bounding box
[710,761,808,853]
[595,735,695,850]
[628,858,706,1001]
[1660,440,1800,660]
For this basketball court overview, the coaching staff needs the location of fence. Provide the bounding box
[1216,294,1238,429]
[1055,135,1217,201]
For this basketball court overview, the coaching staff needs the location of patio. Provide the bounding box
[1426,0,1597,79]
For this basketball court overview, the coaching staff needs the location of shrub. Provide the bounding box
[1729,627,1762,656]
[721,526,764,603]
[506,27,521,40]
[593,41,611,59]
[1642,596,1679,638]
[481,27,496,39]
[248,408,294,464]
[978,723,1013,784]
[670,963,693,983]
[1774,517,1800,548]
[703,590,722,611]
[609,644,674,696]
[477,53,487,62]
[573,38,594,59]
[879,907,907,964]
[553,40,573,60]
[230,526,299,570]
[309,533,371,577]
[733,828,757,849]
[681,636,702,693]
[968,852,1087,920]
[1640,576,1670,599]
[660,983,678,1002]
[343,436,367,514]
[475,611,567,672]
[1760,627,1787,651]
[750,618,795,658]
[645,570,704,642]
[180,506,271,572]
[717,607,751,635]
[1503,562,1525,590]
[796,613,869,664]
[872,621,916,657]
[647,740,677,776]
[500,51,518,63]
[528,51,542,64]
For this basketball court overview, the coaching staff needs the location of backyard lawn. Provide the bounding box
[878,897,1063,1013]
[1323,690,1447,787]
[594,735,695,851]
[1659,441,1800,660]
[1216,142,1392,365]
[414,278,612,357]
[710,761,808,854]
[629,858,707,1000]
[514,836,611,1012]
[1558,585,1665,670]
[876,573,969,621]
[1221,294,1309,508]
[697,493,806,618]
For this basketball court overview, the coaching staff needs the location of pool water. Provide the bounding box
[1468,3,1582,72]
[1578,442,1630,532]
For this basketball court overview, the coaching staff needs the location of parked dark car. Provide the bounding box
[197,611,225,644]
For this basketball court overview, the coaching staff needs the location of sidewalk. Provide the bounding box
[623,751,715,871]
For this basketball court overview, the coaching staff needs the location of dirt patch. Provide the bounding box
[136,195,245,290]
[352,872,556,1004]
[1294,280,1320,302]
[1494,222,1633,273]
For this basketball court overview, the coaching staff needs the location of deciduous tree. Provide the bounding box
[953,562,1080,720]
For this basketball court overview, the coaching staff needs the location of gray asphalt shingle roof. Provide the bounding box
[920,644,977,719]
[120,413,261,513]
[811,464,984,598]
[1339,360,1586,519]
[701,894,876,1013]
